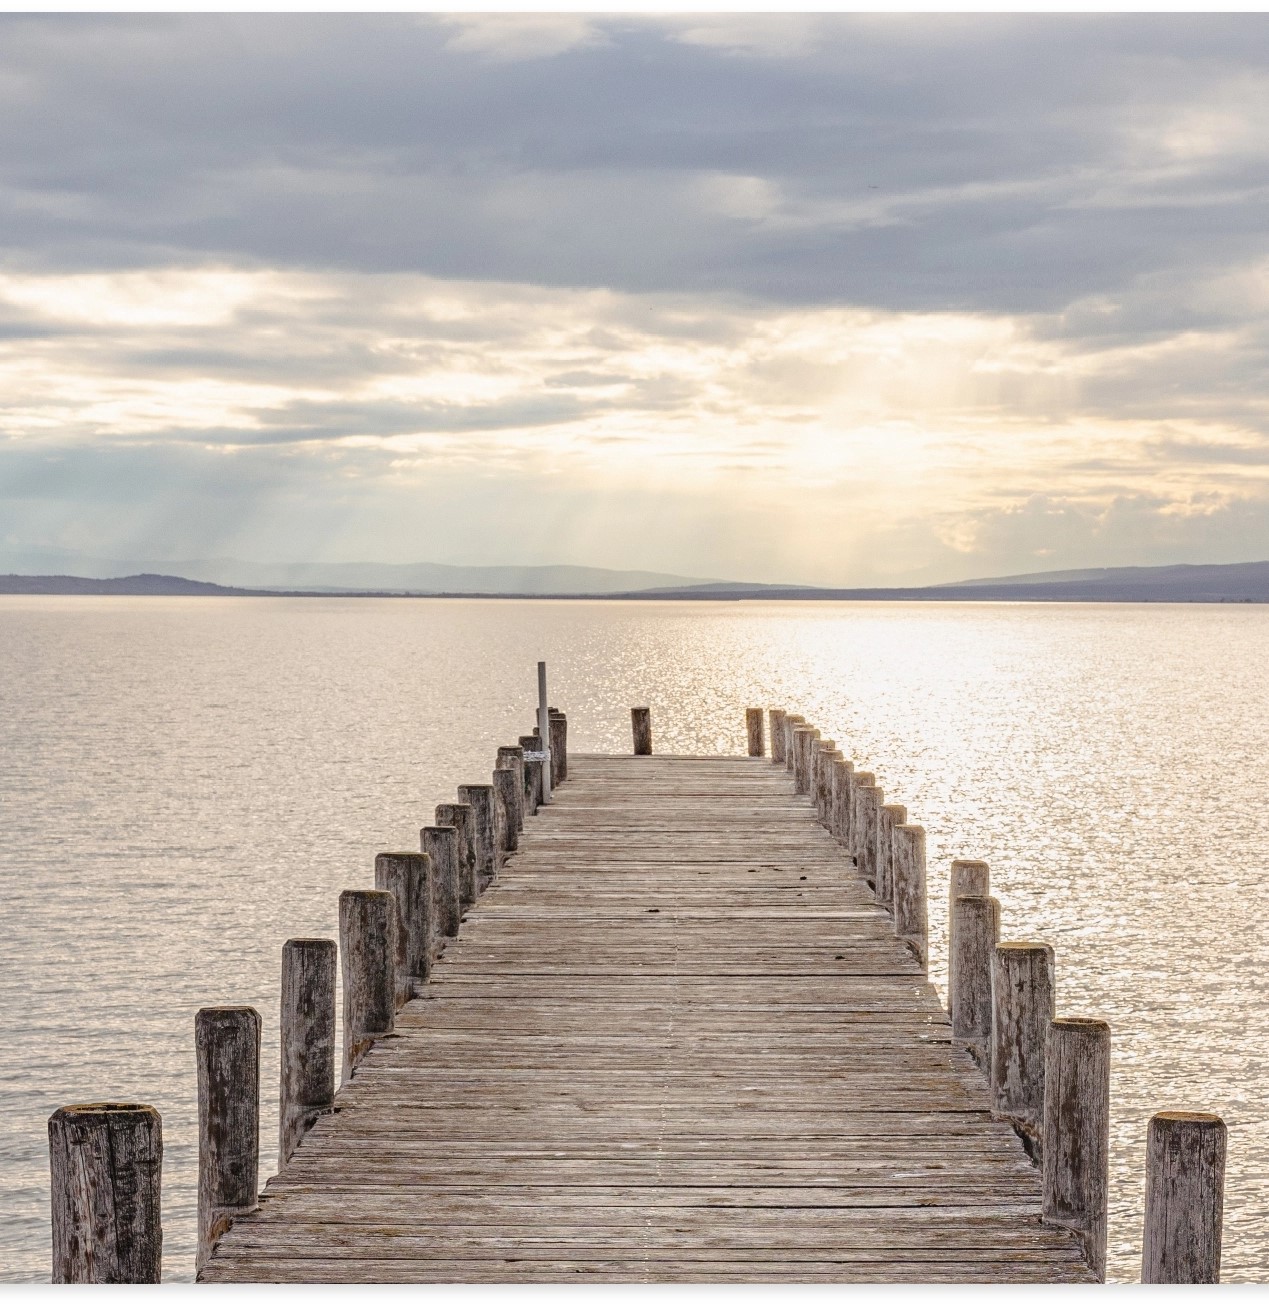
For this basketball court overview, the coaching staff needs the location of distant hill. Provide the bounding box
[621,560,1269,602]
[5,559,1269,602]
[0,573,273,596]
[0,552,717,596]
[937,561,1269,599]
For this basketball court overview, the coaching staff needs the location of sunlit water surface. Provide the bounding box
[1,598,1266,1282]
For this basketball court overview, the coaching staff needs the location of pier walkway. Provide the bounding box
[201,753,1094,1283]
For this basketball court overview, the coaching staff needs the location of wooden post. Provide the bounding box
[521,757,544,816]
[950,859,990,911]
[519,734,542,815]
[782,714,804,773]
[338,889,396,1085]
[831,758,855,846]
[821,749,842,827]
[892,823,927,966]
[631,706,652,755]
[48,1104,162,1283]
[1142,1112,1226,1283]
[855,780,883,890]
[374,853,432,995]
[549,709,568,784]
[792,726,817,795]
[950,894,1000,1070]
[420,825,461,940]
[947,859,991,1010]
[809,739,825,813]
[848,770,874,861]
[195,1005,260,1273]
[457,784,496,890]
[812,740,835,822]
[493,766,518,857]
[991,941,1055,1148]
[769,709,786,764]
[1043,1017,1110,1281]
[436,802,477,908]
[746,707,765,756]
[496,745,525,833]
[876,802,907,907]
[279,939,336,1167]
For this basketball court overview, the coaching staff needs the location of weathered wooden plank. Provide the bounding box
[201,751,1091,1284]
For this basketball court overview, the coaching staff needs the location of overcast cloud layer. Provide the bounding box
[3,13,1269,584]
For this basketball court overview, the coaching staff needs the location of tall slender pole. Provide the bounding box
[537,661,552,803]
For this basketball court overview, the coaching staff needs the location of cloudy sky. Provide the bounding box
[3,12,1269,584]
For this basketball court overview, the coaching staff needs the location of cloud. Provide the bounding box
[5,15,1269,579]
[435,14,609,62]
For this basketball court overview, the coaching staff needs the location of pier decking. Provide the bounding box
[201,752,1094,1283]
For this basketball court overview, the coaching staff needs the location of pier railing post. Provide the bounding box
[947,859,990,984]
[195,1006,260,1273]
[855,779,884,891]
[457,785,496,891]
[436,802,477,909]
[769,709,786,764]
[1142,1112,1226,1283]
[991,941,1055,1150]
[746,707,765,756]
[1043,1017,1110,1281]
[519,734,543,814]
[831,758,854,846]
[808,739,825,813]
[782,714,804,773]
[631,706,652,755]
[420,825,461,941]
[524,758,544,814]
[876,802,907,907]
[891,823,927,965]
[848,771,874,861]
[374,853,432,994]
[338,889,396,1084]
[813,740,836,821]
[48,1104,163,1283]
[950,894,1000,1070]
[548,709,568,784]
[496,745,525,833]
[279,939,336,1167]
[792,725,817,794]
[823,749,843,827]
[492,766,518,859]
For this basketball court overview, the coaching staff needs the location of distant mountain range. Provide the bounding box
[0,553,716,595]
[4,559,1269,601]
[623,561,1269,602]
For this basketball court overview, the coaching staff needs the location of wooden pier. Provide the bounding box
[50,693,1229,1284]
[199,750,1093,1283]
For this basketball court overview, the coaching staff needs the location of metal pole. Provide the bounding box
[537,660,552,803]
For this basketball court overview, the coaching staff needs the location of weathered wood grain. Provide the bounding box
[631,707,652,755]
[278,939,336,1166]
[196,1006,260,1273]
[48,1103,163,1283]
[337,891,395,1085]
[1042,1017,1110,1280]
[201,752,1092,1285]
[1141,1111,1226,1284]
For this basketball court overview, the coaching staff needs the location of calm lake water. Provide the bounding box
[1,597,1266,1282]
